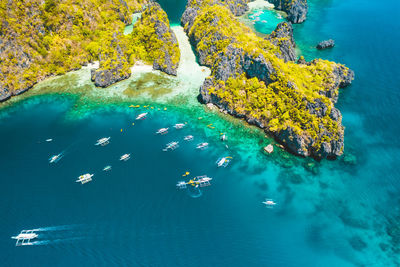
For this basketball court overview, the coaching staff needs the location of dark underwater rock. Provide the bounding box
[267,22,296,62]
[316,39,335,49]
[348,235,368,251]
[270,0,308,24]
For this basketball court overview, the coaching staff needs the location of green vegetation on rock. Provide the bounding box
[182,0,354,158]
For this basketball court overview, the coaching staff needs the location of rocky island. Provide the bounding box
[0,0,180,98]
[316,39,336,50]
[1,0,354,160]
[182,0,354,159]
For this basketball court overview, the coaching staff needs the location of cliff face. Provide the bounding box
[91,33,131,87]
[131,2,180,76]
[266,22,296,62]
[182,0,354,159]
[269,0,308,24]
[0,0,147,101]
[90,2,181,86]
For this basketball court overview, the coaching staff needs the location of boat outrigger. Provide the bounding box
[95,137,110,146]
[174,123,185,129]
[120,154,131,161]
[136,112,148,120]
[216,156,232,167]
[163,141,179,151]
[196,142,209,150]
[176,181,187,189]
[262,199,277,208]
[11,229,39,246]
[49,153,63,164]
[156,128,169,135]
[103,165,112,172]
[184,135,194,141]
[76,173,93,184]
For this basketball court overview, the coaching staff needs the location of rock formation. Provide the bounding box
[183,0,354,159]
[269,0,308,24]
[266,22,296,62]
[91,34,131,87]
[0,0,145,101]
[317,39,335,50]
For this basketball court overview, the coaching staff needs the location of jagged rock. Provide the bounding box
[270,0,308,24]
[91,34,131,87]
[144,2,179,75]
[187,0,354,159]
[181,0,249,30]
[0,88,11,102]
[316,39,335,49]
[91,66,131,88]
[267,22,296,62]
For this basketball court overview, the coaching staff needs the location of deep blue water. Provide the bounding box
[1,0,400,266]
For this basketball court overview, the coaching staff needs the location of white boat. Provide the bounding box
[173,123,185,129]
[11,229,39,246]
[220,134,227,141]
[187,175,213,188]
[156,128,169,135]
[136,112,148,120]
[277,14,283,19]
[196,142,209,150]
[120,154,131,161]
[95,137,110,146]
[103,165,112,171]
[49,153,62,164]
[216,157,231,167]
[262,199,277,208]
[184,135,194,141]
[46,139,53,142]
[76,173,93,184]
[163,141,179,151]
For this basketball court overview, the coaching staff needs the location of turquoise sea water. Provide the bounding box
[1,0,400,266]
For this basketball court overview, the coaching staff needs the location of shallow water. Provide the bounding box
[1,0,400,266]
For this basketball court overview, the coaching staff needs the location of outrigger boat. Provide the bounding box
[11,229,39,246]
[156,128,169,135]
[103,165,112,172]
[49,153,63,164]
[173,123,185,129]
[187,175,212,188]
[136,112,148,120]
[76,173,93,184]
[95,137,110,146]
[196,142,209,150]
[262,199,277,208]
[163,141,179,151]
[120,154,131,161]
[184,135,194,141]
[216,156,232,167]
[177,175,213,189]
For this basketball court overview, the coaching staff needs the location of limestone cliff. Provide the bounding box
[269,0,308,24]
[182,0,354,159]
[0,0,146,101]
